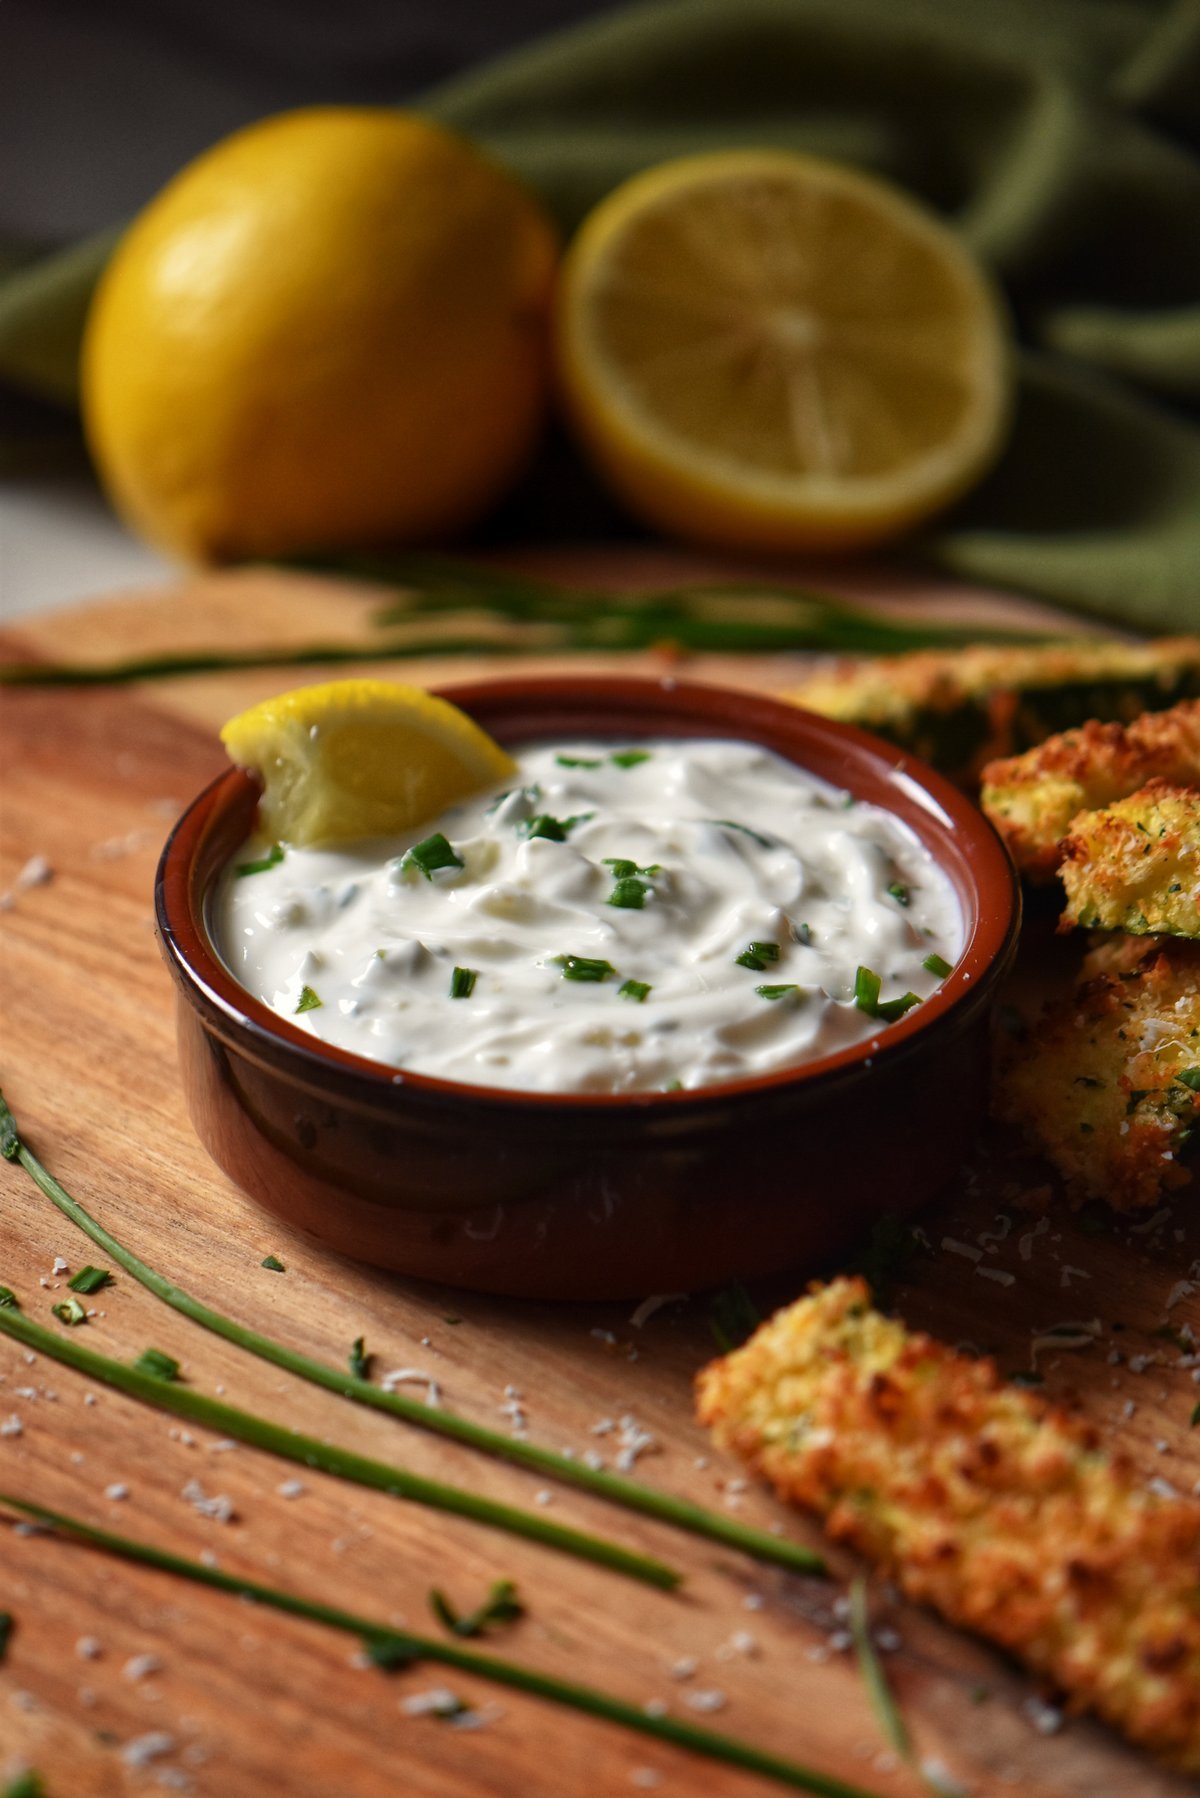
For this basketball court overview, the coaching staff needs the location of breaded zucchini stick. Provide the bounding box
[1059,781,1200,937]
[696,1277,1200,1772]
[993,937,1200,1209]
[791,638,1200,786]
[982,701,1200,881]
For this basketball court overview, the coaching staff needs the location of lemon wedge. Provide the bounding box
[556,150,1012,553]
[220,679,517,848]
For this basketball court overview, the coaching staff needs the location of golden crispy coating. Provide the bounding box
[1059,781,1200,937]
[696,1277,1200,1772]
[790,638,1200,785]
[992,936,1200,1210]
[982,701,1200,882]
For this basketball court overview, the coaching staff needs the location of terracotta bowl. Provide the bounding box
[155,675,1019,1300]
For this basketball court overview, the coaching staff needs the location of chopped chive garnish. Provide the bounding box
[1191,1401,1200,1427]
[755,984,802,1002]
[402,833,464,880]
[602,858,636,879]
[295,985,322,1014]
[796,922,813,946]
[0,1612,11,1661]
[854,967,920,1022]
[51,1296,87,1326]
[853,966,881,1012]
[0,1288,19,1310]
[429,1578,524,1639]
[618,979,651,1003]
[235,843,284,878]
[886,881,910,906]
[1174,1068,1200,1091]
[449,966,478,999]
[133,1347,181,1381]
[555,755,601,769]
[67,1265,111,1295]
[710,819,774,849]
[521,814,567,842]
[349,1336,371,1381]
[552,955,616,983]
[261,1255,285,1272]
[608,878,649,910]
[876,992,920,1022]
[922,952,953,978]
[610,749,651,768]
[736,941,780,972]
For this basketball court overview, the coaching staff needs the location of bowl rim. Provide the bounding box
[155,672,1020,1114]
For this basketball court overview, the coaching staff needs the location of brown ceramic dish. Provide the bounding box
[155,675,1019,1300]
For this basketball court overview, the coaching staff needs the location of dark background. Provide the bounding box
[1,0,612,242]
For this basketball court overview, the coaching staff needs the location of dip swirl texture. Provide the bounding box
[215,738,962,1094]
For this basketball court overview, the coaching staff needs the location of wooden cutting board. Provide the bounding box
[2,550,1195,1798]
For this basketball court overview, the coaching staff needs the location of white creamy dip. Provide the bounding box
[215,738,963,1095]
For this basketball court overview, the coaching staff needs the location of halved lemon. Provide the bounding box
[220,679,517,847]
[555,151,1012,553]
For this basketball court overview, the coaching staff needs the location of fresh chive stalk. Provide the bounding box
[449,966,478,1000]
[0,552,1049,692]
[849,1577,912,1762]
[0,1493,869,1798]
[0,1088,825,1578]
[0,1301,677,1591]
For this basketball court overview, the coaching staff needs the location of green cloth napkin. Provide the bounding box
[3,0,1199,630]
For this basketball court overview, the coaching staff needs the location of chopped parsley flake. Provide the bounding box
[449,966,478,999]
[402,833,464,880]
[553,955,616,983]
[618,979,652,1003]
[68,1265,112,1295]
[235,843,285,878]
[295,985,323,1014]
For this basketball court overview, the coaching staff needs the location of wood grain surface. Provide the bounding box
[1,550,1194,1798]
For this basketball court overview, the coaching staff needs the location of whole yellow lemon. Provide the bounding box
[81,108,559,562]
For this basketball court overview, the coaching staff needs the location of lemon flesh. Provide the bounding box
[556,151,1012,553]
[220,680,517,848]
[82,108,558,563]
